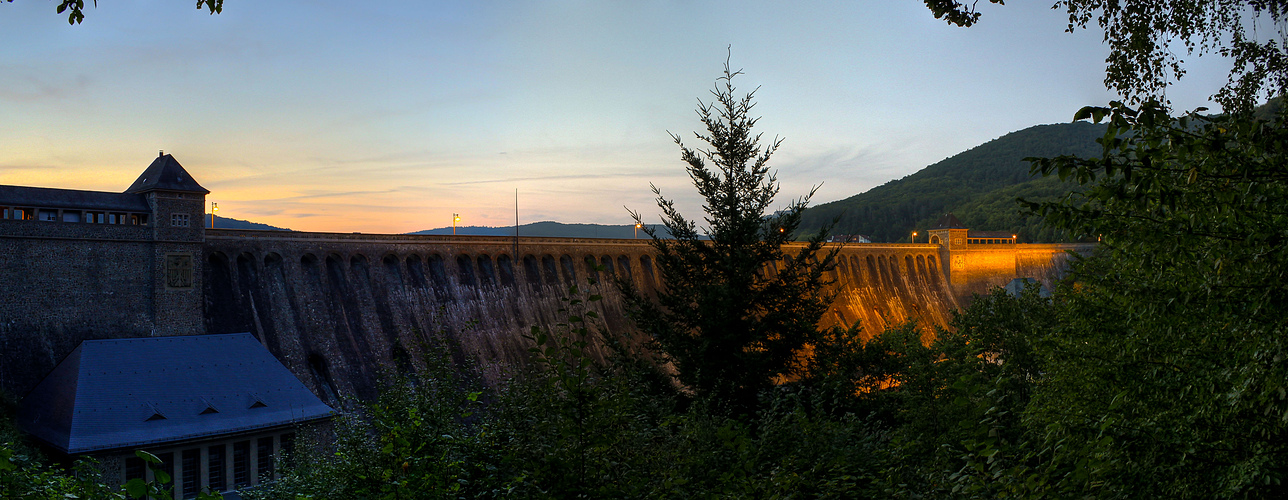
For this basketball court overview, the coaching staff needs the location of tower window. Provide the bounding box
[171,213,190,227]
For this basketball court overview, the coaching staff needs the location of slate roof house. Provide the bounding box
[18,333,335,499]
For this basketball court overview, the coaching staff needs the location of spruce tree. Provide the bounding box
[622,60,837,412]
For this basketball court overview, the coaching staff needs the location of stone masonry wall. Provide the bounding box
[0,222,1085,403]
[0,220,157,397]
[202,232,967,404]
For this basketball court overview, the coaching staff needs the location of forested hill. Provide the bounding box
[800,121,1106,243]
[206,215,289,231]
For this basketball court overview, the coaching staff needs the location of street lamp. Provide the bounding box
[453,213,460,235]
[634,222,642,239]
[211,202,218,228]
[911,231,918,244]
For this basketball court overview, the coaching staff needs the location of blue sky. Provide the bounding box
[0,1,1232,233]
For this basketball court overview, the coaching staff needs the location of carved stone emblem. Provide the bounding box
[166,253,193,289]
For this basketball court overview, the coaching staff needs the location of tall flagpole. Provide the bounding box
[514,189,519,259]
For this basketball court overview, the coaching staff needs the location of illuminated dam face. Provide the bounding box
[197,230,1086,405]
[0,222,1085,404]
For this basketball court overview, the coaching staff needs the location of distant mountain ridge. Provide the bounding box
[410,221,676,239]
[205,122,1111,241]
[800,121,1107,243]
[206,215,289,231]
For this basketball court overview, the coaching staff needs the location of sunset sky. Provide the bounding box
[0,1,1232,233]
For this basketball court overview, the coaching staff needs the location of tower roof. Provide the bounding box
[124,153,209,194]
[934,213,967,229]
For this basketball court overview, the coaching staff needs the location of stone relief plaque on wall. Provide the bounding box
[166,253,194,289]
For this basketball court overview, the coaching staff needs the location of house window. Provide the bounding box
[181,449,200,498]
[124,456,146,482]
[171,213,190,227]
[156,452,175,497]
[233,441,250,487]
[62,211,81,223]
[280,433,295,468]
[38,210,57,221]
[208,444,226,492]
[257,437,274,480]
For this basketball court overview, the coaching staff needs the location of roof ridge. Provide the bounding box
[123,154,209,194]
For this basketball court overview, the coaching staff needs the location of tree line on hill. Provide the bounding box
[799,122,1106,243]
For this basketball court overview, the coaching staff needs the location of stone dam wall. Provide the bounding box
[1,227,1084,405]
[199,231,969,405]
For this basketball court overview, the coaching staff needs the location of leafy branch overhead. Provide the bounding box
[4,0,224,25]
[926,0,1288,111]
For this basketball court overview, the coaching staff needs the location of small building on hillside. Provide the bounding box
[18,333,335,499]
[926,213,1018,247]
[827,234,872,243]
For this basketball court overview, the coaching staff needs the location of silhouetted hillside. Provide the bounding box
[410,221,678,239]
[206,215,289,231]
[800,122,1106,242]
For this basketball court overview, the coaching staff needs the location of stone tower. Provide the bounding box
[927,213,969,288]
[124,153,209,336]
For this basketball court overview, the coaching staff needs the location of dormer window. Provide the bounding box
[144,403,167,421]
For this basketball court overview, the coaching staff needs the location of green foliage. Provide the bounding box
[800,122,1105,242]
[923,0,1006,27]
[623,60,837,413]
[848,286,1057,498]
[0,444,220,500]
[243,338,489,500]
[1015,102,1288,497]
[8,0,225,25]
[487,285,674,498]
[925,1,1288,111]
